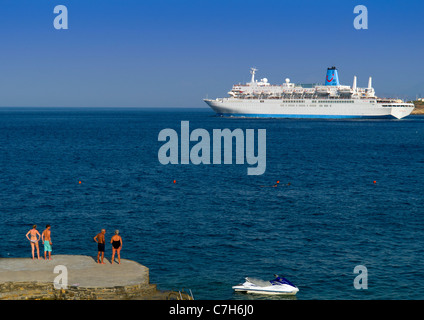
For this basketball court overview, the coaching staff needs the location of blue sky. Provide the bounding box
[0,0,423,107]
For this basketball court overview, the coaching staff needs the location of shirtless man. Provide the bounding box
[26,225,41,260]
[94,229,106,264]
[42,225,52,260]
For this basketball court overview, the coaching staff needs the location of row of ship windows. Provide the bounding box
[316,100,355,103]
[268,100,357,103]
[382,105,409,107]
[276,104,409,108]
[282,104,332,107]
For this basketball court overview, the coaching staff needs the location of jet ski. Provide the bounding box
[232,274,299,295]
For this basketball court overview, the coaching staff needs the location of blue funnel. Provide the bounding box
[325,66,340,86]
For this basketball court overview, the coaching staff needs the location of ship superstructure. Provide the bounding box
[204,67,414,119]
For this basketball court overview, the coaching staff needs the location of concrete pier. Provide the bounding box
[0,255,162,300]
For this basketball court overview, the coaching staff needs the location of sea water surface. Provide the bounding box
[0,107,423,300]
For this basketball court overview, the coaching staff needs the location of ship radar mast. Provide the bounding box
[250,67,258,83]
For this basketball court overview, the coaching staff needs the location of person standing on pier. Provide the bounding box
[94,229,106,264]
[110,230,122,264]
[41,225,52,260]
[26,225,41,260]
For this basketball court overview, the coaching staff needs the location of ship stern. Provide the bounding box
[391,104,415,119]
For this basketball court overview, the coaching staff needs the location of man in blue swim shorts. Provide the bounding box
[42,225,52,260]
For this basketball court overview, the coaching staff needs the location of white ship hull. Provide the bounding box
[204,98,414,119]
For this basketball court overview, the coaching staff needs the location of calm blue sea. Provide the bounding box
[0,107,423,300]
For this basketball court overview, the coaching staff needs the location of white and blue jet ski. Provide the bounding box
[232,274,299,295]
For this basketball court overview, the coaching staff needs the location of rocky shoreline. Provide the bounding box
[412,101,424,114]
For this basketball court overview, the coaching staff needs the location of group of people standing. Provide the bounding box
[93,229,123,264]
[26,225,123,264]
[25,225,52,260]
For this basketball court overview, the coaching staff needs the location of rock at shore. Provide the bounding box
[412,100,424,114]
[0,255,163,300]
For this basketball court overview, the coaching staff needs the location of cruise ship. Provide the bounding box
[204,67,414,119]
